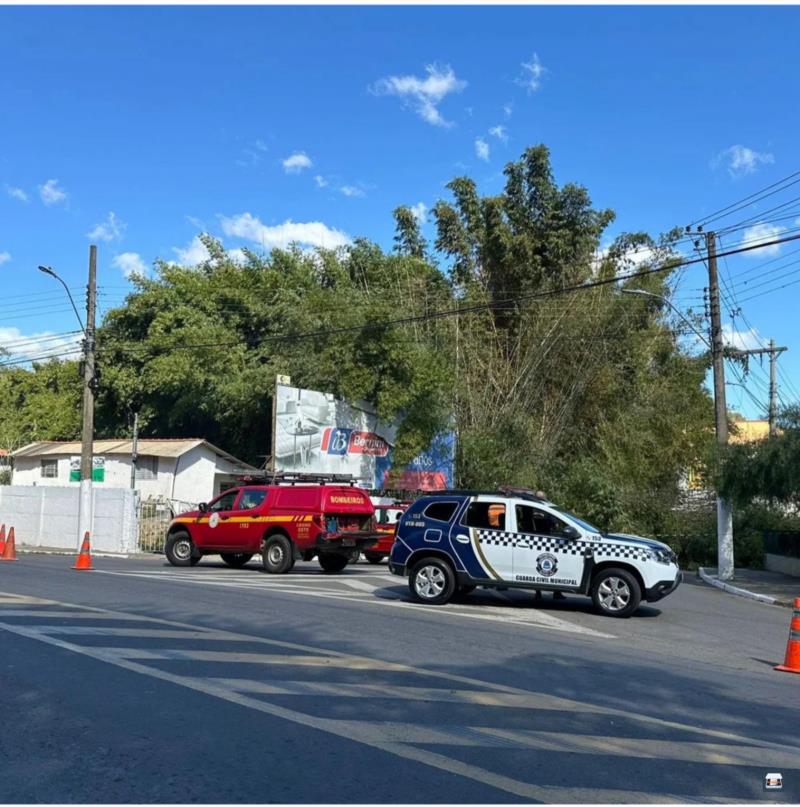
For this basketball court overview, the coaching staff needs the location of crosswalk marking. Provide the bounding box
[95,568,614,638]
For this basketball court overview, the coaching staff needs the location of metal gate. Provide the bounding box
[137,498,196,553]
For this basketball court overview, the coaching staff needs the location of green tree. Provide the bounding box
[718,406,800,506]
[392,206,428,259]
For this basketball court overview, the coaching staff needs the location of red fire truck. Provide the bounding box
[164,474,381,574]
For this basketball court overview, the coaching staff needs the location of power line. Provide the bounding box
[690,170,800,228]
[98,230,800,359]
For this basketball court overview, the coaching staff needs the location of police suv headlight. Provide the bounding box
[648,548,676,565]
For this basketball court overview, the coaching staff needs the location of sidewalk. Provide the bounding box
[698,566,799,607]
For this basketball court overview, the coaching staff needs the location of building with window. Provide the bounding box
[10,439,258,505]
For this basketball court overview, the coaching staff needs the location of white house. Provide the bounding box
[10,439,259,505]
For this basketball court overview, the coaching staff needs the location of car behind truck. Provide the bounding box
[164,479,381,573]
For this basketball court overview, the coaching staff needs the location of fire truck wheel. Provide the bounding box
[318,553,348,573]
[165,531,195,567]
[262,534,294,574]
[220,553,253,569]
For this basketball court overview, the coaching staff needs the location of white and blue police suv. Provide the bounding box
[388,488,681,617]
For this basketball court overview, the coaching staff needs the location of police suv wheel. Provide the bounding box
[165,531,195,567]
[591,568,641,618]
[221,553,253,568]
[262,535,294,574]
[409,559,456,605]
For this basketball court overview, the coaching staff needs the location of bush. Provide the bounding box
[653,503,800,570]
[0,468,10,485]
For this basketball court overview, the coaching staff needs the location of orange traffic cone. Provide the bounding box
[775,598,800,674]
[0,524,5,556]
[1,526,17,561]
[73,532,93,571]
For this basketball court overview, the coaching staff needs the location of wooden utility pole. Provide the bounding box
[77,245,97,549]
[706,231,734,580]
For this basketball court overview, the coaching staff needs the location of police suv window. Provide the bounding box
[423,501,458,523]
[210,490,239,512]
[463,502,506,530]
[516,505,570,537]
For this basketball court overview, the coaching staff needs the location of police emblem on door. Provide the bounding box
[536,553,558,577]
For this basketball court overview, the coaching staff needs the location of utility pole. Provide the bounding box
[733,341,787,436]
[770,338,778,436]
[130,411,139,489]
[706,231,734,581]
[78,245,97,550]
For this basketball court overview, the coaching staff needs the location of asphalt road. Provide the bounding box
[0,552,798,804]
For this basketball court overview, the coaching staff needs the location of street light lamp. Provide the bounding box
[621,288,711,349]
[37,266,86,335]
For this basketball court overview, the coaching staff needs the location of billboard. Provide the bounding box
[273,383,454,490]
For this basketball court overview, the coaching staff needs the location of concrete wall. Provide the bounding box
[0,485,138,554]
[765,553,800,578]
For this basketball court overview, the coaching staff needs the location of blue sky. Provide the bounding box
[2,5,799,417]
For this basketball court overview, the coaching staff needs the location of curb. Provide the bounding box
[697,567,793,608]
[17,547,157,560]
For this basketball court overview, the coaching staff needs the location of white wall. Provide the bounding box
[171,445,216,503]
[12,447,242,506]
[0,485,138,554]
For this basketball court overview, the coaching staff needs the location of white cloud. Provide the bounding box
[228,248,248,265]
[516,54,546,94]
[5,185,28,202]
[112,252,147,279]
[0,251,10,265]
[87,211,125,243]
[410,202,427,225]
[314,175,329,188]
[371,63,467,127]
[340,185,365,198]
[488,125,508,143]
[219,212,350,251]
[0,326,82,364]
[503,102,513,118]
[723,324,762,352]
[172,236,211,266]
[714,144,774,178]
[475,137,490,162]
[39,178,67,206]
[282,152,313,173]
[741,222,785,257]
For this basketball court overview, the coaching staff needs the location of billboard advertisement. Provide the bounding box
[273,383,454,490]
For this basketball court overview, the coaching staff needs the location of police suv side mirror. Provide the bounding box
[198,502,209,513]
[562,525,580,540]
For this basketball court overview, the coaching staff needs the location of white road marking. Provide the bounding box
[0,591,795,756]
[475,727,800,769]
[95,569,614,638]
[0,608,695,803]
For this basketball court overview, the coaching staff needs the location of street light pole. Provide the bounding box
[38,246,97,550]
